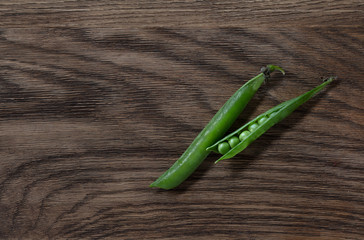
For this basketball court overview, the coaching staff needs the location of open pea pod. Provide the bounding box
[207,77,334,163]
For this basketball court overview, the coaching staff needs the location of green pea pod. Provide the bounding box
[207,77,334,163]
[150,65,285,189]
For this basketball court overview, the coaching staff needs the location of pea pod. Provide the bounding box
[150,65,284,189]
[207,77,334,163]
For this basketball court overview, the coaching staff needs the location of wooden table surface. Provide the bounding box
[1,1,363,239]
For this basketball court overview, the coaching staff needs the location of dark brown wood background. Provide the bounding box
[0,1,363,239]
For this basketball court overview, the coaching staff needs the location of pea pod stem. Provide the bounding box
[150,65,284,189]
[207,77,334,163]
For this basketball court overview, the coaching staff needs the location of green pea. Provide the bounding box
[248,123,259,132]
[218,142,231,154]
[228,136,240,148]
[239,130,250,141]
[269,112,277,118]
[258,116,269,125]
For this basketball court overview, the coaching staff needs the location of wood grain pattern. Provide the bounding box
[0,1,364,239]
[0,0,363,28]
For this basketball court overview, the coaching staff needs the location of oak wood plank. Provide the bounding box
[0,0,363,28]
[0,3,363,240]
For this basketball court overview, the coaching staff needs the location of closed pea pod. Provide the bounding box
[207,77,334,162]
[150,65,284,189]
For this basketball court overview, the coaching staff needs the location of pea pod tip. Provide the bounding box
[150,178,175,190]
[324,76,336,82]
[214,156,228,164]
[266,64,285,76]
[150,180,162,188]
